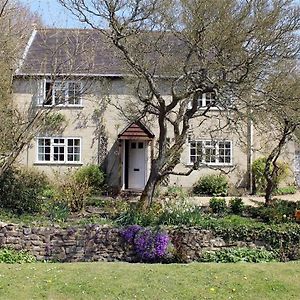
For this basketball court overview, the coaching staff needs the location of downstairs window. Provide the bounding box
[189,140,232,165]
[37,137,81,163]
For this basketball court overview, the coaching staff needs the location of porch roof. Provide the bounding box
[118,121,155,140]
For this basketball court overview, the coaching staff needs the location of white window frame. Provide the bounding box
[188,139,233,166]
[36,137,82,164]
[37,79,83,107]
[197,92,220,110]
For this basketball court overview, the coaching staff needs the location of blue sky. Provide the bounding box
[20,0,300,29]
[20,0,87,28]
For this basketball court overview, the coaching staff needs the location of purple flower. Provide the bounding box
[121,225,170,262]
[120,225,142,243]
[155,233,169,257]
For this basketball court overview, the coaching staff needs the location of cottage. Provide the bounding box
[13,28,299,192]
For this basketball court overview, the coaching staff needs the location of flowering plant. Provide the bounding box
[120,225,170,262]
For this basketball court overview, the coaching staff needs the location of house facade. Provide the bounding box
[13,28,299,192]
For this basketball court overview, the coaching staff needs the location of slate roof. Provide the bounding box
[16,28,185,77]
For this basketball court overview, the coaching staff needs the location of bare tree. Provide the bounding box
[0,4,96,176]
[251,62,300,204]
[0,0,44,174]
[59,0,300,210]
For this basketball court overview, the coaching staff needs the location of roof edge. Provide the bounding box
[13,73,175,80]
[15,29,37,75]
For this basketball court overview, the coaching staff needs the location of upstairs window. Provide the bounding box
[189,140,232,165]
[197,92,217,109]
[37,137,81,163]
[38,80,82,106]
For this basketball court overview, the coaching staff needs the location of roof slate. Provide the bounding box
[17,29,130,76]
[16,28,184,77]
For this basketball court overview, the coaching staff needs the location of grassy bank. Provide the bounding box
[0,262,299,299]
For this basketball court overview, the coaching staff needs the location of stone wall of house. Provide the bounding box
[0,223,260,262]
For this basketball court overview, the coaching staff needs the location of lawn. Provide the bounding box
[0,262,299,299]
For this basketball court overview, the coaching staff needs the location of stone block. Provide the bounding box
[23,228,31,235]
[6,237,20,244]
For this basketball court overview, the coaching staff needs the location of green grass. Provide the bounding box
[0,262,299,299]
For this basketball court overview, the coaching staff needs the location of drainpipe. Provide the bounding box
[247,116,254,194]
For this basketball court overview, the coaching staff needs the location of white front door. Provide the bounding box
[128,141,146,190]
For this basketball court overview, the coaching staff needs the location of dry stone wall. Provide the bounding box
[0,223,260,262]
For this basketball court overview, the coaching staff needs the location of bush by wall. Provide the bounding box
[252,157,289,194]
[0,167,48,214]
[193,174,228,196]
[0,248,36,264]
[74,165,105,193]
[229,197,244,215]
[209,197,227,214]
[200,248,278,263]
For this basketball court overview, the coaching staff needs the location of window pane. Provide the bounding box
[54,82,66,105]
[205,92,216,107]
[218,141,231,164]
[67,139,81,162]
[44,82,53,106]
[38,138,51,161]
[68,82,81,105]
[38,139,44,146]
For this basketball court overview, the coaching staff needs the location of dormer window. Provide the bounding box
[38,80,82,107]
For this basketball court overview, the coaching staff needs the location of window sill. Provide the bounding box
[34,162,83,166]
[185,163,233,168]
[36,105,84,109]
[197,107,225,111]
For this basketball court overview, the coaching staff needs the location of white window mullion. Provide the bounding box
[65,83,69,106]
[50,138,54,162]
[216,142,219,164]
[64,139,67,163]
[203,93,206,107]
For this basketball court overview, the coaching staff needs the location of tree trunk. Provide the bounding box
[138,167,159,212]
[137,157,164,211]
[265,177,275,206]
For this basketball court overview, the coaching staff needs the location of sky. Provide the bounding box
[19,0,87,28]
[19,0,300,29]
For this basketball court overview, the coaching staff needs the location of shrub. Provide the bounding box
[55,176,91,212]
[0,167,48,214]
[273,186,297,195]
[46,200,70,223]
[74,165,105,193]
[229,197,244,215]
[200,248,278,263]
[116,202,163,227]
[249,199,298,223]
[164,185,188,200]
[209,197,227,214]
[121,225,170,262]
[0,248,36,264]
[159,198,203,226]
[252,157,289,194]
[193,174,228,196]
[53,171,92,212]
